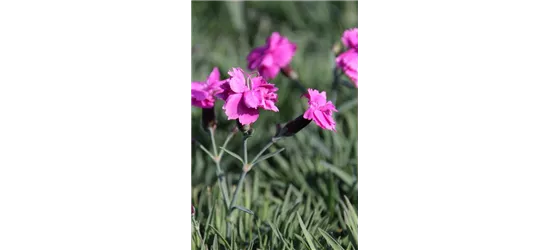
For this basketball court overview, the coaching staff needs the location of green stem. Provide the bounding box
[218,128,236,159]
[209,127,218,156]
[208,127,230,210]
[242,136,249,165]
[331,67,340,104]
[291,79,307,93]
[229,171,247,210]
[251,140,275,165]
[226,135,250,239]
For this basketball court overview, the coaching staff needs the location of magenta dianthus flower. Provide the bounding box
[247,32,297,80]
[191,67,223,108]
[217,68,279,125]
[336,28,358,87]
[303,89,338,131]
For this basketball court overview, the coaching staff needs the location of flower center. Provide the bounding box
[244,71,261,90]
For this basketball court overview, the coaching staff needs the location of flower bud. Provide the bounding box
[230,125,239,134]
[201,108,216,131]
[332,42,342,55]
[277,115,312,137]
[236,119,253,136]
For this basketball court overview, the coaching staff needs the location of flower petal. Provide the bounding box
[207,67,220,84]
[272,43,296,67]
[342,28,358,50]
[313,110,335,131]
[259,65,280,80]
[305,89,327,106]
[243,91,259,108]
[247,46,267,70]
[261,54,274,67]
[191,89,208,101]
[303,108,314,120]
[267,32,282,48]
[228,68,248,93]
[237,111,259,125]
[263,100,279,112]
[223,93,243,119]
[236,98,260,125]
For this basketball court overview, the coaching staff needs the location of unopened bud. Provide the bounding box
[282,65,299,81]
[192,205,195,216]
[236,120,253,136]
[277,115,312,137]
[201,108,216,131]
[332,42,342,55]
[231,126,239,134]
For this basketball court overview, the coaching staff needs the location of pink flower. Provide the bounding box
[191,67,224,108]
[247,32,297,80]
[336,49,358,87]
[217,68,279,125]
[342,28,358,50]
[336,28,358,87]
[303,89,338,131]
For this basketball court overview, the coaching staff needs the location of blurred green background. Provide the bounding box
[191,1,358,249]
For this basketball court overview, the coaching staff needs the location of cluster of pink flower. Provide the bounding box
[192,28,358,131]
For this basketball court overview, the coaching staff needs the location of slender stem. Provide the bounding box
[291,79,307,93]
[209,127,218,157]
[226,170,247,239]
[242,136,249,164]
[226,135,250,239]
[251,140,275,165]
[214,162,230,209]
[208,127,230,210]
[229,171,247,210]
[331,67,340,104]
[218,129,236,159]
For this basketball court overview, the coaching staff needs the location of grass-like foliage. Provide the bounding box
[192,2,358,249]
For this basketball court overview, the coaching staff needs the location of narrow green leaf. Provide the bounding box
[295,234,312,250]
[212,235,218,250]
[203,202,216,244]
[268,221,292,249]
[207,224,230,248]
[251,148,285,166]
[318,229,344,250]
[198,144,215,161]
[233,205,254,215]
[337,98,358,113]
[321,161,355,186]
[297,214,317,250]
[219,147,243,163]
[247,239,254,250]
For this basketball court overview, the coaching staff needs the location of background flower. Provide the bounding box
[336,49,358,87]
[336,27,358,87]
[247,32,297,80]
[342,28,358,50]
